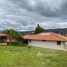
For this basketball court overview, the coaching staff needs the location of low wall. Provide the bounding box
[0,43,7,45]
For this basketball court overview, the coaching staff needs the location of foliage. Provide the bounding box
[34,24,45,34]
[3,29,23,42]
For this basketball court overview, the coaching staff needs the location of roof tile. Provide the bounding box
[23,32,67,41]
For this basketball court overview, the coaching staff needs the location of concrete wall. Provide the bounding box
[0,43,7,45]
[28,40,65,50]
[64,42,67,50]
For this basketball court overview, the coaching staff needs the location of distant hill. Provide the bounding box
[45,28,67,35]
[18,28,67,35]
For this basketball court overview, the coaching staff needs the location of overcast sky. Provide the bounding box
[0,0,67,31]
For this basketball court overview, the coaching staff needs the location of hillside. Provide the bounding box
[45,28,67,35]
[18,28,67,35]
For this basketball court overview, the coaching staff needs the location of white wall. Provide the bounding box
[0,43,7,46]
[28,40,65,50]
[64,42,67,50]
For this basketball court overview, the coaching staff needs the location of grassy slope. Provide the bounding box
[0,46,67,67]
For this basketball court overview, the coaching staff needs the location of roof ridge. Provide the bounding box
[23,32,67,41]
[54,33,67,41]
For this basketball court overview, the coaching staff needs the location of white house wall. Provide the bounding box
[64,42,67,50]
[28,40,64,50]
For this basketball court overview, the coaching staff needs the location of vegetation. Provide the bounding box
[3,29,23,42]
[34,24,45,34]
[0,46,67,67]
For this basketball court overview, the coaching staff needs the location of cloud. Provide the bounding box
[59,0,67,16]
[11,0,63,17]
[0,0,67,31]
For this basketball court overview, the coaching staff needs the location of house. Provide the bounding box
[0,33,15,45]
[23,32,67,50]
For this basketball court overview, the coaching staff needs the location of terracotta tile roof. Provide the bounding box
[23,32,67,41]
[0,33,8,36]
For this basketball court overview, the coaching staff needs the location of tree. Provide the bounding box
[34,24,45,34]
[3,29,22,42]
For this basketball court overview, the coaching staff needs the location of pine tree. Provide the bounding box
[34,24,44,34]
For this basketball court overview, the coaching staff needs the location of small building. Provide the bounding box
[23,32,67,50]
[0,33,15,45]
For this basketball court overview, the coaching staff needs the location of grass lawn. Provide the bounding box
[0,45,67,67]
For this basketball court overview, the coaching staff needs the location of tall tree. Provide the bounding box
[34,24,45,34]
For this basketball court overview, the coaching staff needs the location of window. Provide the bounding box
[57,41,61,45]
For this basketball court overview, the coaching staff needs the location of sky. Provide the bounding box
[0,0,67,31]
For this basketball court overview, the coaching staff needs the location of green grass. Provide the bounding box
[0,45,67,67]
